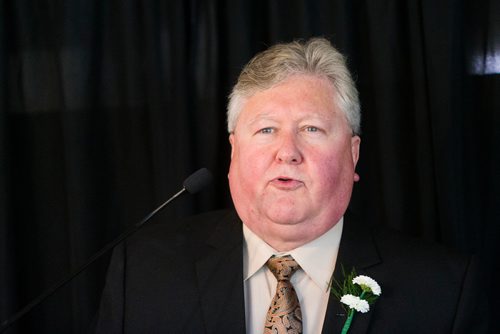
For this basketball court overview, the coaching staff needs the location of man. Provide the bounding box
[95,38,487,333]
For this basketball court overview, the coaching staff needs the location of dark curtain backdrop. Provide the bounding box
[1,0,498,333]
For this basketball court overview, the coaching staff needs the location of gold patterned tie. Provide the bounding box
[264,255,303,334]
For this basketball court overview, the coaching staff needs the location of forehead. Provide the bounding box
[238,75,340,123]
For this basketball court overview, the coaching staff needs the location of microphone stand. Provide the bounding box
[0,168,212,333]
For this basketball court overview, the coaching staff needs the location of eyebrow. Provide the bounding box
[247,114,276,125]
[247,113,334,126]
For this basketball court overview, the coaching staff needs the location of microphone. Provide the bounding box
[0,168,213,333]
[184,167,213,194]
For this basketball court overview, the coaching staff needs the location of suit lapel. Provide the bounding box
[194,211,246,334]
[322,212,382,334]
[191,210,382,334]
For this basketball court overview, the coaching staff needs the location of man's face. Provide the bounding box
[228,74,360,251]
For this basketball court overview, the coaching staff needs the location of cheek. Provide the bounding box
[313,148,354,189]
[230,144,268,184]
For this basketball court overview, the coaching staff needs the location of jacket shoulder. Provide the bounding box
[130,209,239,245]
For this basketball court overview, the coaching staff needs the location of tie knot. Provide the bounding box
[266,255,300,281]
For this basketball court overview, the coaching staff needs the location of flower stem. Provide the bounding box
[341,291,368,333]
[341,310,354,334]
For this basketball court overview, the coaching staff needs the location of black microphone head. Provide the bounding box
[183,168,213,194]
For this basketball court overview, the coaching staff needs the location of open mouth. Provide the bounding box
[271,177,303,190]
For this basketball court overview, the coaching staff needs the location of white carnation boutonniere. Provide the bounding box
[329,267,381,334]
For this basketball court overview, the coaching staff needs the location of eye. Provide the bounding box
[258,127,274,134]
[302,125,326,134]
[305,126,320,132]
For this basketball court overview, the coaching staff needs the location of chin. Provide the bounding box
[265,207,306,225]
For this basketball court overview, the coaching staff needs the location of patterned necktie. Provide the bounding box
[264,255,303,334]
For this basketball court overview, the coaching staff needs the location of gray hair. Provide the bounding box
[227,37,361,135]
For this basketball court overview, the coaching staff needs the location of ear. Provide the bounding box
[229,133,235,159]
[351,135,361,182]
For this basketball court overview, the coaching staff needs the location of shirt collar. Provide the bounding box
[243,224,276,280]
[243,217,344,291]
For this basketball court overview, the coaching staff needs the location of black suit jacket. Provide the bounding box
[94,209,488,333]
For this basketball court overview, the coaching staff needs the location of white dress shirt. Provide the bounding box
[243,218,343,334]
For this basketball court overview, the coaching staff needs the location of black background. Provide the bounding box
[1,1,498,333]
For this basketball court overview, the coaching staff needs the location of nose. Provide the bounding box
[275,133,303,164]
